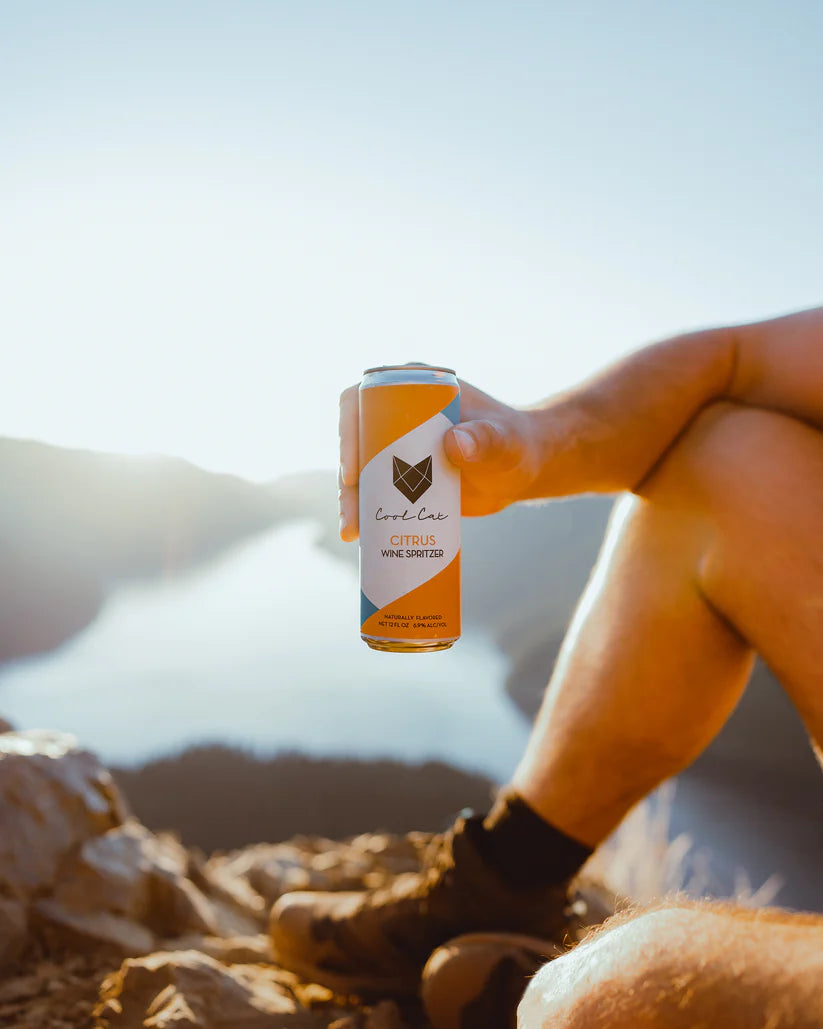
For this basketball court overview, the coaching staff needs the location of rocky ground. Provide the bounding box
[0,729,464,1028]
[3,723,783,1029]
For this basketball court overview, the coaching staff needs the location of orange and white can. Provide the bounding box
[358,364,461,652]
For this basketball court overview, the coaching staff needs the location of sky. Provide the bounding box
[2,1,822,480]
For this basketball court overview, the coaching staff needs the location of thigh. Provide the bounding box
[639,402,823,747]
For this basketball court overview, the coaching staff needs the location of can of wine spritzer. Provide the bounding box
[358,364,461,652]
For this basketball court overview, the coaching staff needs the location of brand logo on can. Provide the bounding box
[392,455,433,503]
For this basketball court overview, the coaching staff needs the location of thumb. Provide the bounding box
[444,419,523,470]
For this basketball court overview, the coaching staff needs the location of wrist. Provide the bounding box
[516,400,582,501]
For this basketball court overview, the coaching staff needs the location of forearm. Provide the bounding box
[520,304,823,500]
[520,327,737,498]
[728,306,823,426]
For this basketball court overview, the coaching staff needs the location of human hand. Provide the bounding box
[338,379,540,541]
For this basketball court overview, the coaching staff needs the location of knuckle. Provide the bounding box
[639,401,767,500]
[483,419,520,469]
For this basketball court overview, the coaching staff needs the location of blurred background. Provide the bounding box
[2,2,822,908]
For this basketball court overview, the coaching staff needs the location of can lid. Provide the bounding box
[363,362,457,375]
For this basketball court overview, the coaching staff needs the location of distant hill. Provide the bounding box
[113,745,496,851]
[0,438,286,662]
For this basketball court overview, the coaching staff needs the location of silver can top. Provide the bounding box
[363,363,456,375]
[361,363,457,387]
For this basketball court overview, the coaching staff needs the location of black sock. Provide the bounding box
[473,789,593,890]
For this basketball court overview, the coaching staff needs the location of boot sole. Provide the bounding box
[270,945,422,998]
[424,930,565,970]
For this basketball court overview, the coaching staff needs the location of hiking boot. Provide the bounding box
[421,932,564,1029]
[269,814,575,997]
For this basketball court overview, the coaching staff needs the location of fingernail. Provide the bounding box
[452,427,478,461]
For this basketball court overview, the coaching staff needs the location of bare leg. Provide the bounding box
[519,901,823,1029]
[512,402,823,846]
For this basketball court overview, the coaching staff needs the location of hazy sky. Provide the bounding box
[3,2,822,479]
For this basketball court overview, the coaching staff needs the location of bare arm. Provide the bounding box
[729,305,823,425]
[338,305,823,538]
[520,327,736,498]
[521,305,823,500]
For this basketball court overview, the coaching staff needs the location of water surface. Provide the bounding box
[0,523,528,781]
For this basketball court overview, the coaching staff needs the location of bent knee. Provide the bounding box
[638,401,823,565]
[643,401,823,504]
[518,904,823,1029]
[519,907,695,1029]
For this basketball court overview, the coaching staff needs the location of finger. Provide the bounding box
[443,419,523,471]
[338,385,360,487]
[338,482,359,541]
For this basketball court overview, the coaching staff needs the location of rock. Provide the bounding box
[0,732,265,963]
[52,821,162,922]
[207,834,425,906]
[36,819,265,954]
[161,934,271,965]
[34,900,156,956]
[0,718,14,734]
[0,894,28,969]
[209,843,318,902]
[0,731,128,899]
[186,851,265,939]
[328,1003,407,1029]
[363,1001,406,1029]
[0,972,42,1004]
[94,951,328,1028]
[0,952,118,1027]
[197,934,271,965]
[149,871,217,938]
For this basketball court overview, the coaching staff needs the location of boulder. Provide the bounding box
[0,731,128,898]
[34,900,156,956]
[38,819,262,954]
[94,951,328,1028]
[0,732,265,960]
[188,851,266,932]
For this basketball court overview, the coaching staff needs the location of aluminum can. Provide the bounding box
[358,364,461,652]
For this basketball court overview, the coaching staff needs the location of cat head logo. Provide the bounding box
[392,455,433,503]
